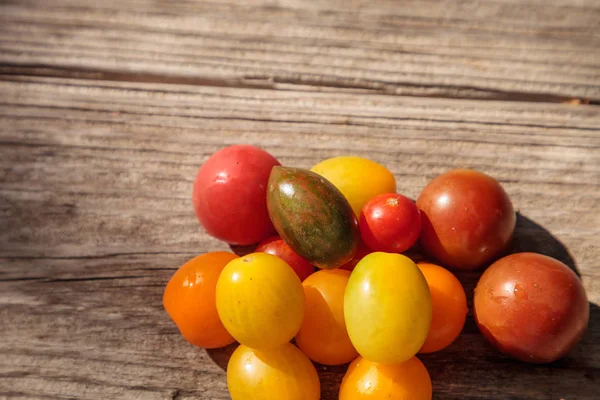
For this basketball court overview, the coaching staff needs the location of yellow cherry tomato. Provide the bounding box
[227,343,320,400]
[344,253,432,364]
[311,156,396,216]
[295,269,358,365]
[216,252,305,350]
[339,356,432,400]
[418,262,468,354]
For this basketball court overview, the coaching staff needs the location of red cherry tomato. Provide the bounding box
[474,253,589,363]
[193,145,280,245]
[256,236,315,281]
[359,193,421,253]
[339,240,373,272]
[417,169,515,270]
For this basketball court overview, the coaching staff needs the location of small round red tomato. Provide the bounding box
[339,356,432,400]
[163,252,238,349]
[359,193,421,253]
[193,145,280,245]
[417,169,516,270]
[418,262,467,353]
[295,269,358,365]
[256,236,314,281]
[228,343,320,400]
[340,240,373,271]
[474,253,589,363]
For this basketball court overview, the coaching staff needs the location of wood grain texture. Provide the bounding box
[1,0,600,398]
[1,0,599,101]
[0,75,599,399]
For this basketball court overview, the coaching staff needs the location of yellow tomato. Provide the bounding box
[339,356,432,400]
[216,252,305,350]
[295,269,358,365]
[344,253,432,364]
[227,343,320,400]
[311,156,396,216]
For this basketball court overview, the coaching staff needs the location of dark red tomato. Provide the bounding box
[256,236,315,281]
[416,169,515,270]
[193,145,280,245]
[340,240,373,272]
[474,253,589,363]
[359,193,421,253]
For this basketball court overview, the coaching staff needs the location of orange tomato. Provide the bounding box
[295,269,358,365]
[339,356,432,400]
[227,343,320,400]
[418,262,468,353]
[163,252,237,348]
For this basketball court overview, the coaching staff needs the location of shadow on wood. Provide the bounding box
[509,212,578,275]
[206,212,597,399]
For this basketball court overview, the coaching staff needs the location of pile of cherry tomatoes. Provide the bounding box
[163,145,589,399]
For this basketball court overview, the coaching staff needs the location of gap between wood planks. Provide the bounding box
[0,63,594,105]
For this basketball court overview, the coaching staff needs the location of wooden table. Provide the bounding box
[1,1,599,399]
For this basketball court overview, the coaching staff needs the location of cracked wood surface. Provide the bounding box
[1,1,599,399]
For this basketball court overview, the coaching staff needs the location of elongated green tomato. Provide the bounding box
[216,253,305,350]
[267,166,360,269]
[344,253,432,364]
[227,343,320,400]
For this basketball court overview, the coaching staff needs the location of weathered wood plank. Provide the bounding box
[0,75,599,399]
[0,0,599,101]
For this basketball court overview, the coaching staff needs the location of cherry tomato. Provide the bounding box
[418,262,467,353]
[256,235,315,281]
[359,193,421,253]
[474,253,589,363]
[340,240,373,271]
[216,252,305,350]
[417,169,516,270]
[344,253,432,364]
[227,343,320,400]
[339,356,432,400]
[311,156,396,216]
[193,145,280,245]
[163,252,237,348]
[295,269,358,365]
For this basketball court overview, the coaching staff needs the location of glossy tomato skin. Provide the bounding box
[216,252,305,350]
[267,167,360,269]
[295,269,358,365]
[227,343,320,400]
[344,253,432,364]
[163,252,238,348]
[340,240,373,271]
[417,169,516,270]
[193,145,280,245]
[256,236,315,281]
[418,262,468,353]
[311,156,396,217]
[474,253,589,363]
[339,356,432,400]
[359,193,421,253]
